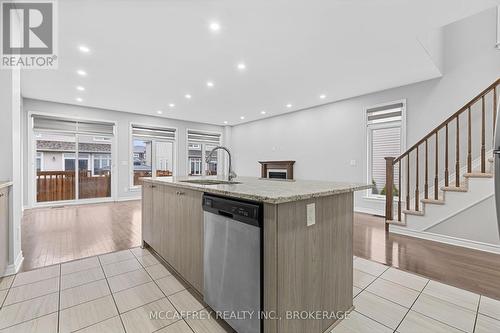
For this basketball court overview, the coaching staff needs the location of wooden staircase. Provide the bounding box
[384,79,499,227]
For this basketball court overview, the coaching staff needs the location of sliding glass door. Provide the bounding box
[78,135,112,199]
[32,115,115,204]
[36,133,77,202]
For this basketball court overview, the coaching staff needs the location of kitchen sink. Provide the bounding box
[180,179,241,185]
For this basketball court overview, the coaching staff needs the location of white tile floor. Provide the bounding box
[1,250,500,332]
[333,256,500,333]
[0,248,232,333]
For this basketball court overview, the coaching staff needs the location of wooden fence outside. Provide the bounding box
[37,170,111,202]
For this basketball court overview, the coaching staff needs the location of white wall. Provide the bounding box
[0,68,23,274]
[22,99,224,206]
[426,195,500,246]
[231,8,500,215]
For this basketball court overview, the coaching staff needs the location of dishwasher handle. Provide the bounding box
[217,210,234,219]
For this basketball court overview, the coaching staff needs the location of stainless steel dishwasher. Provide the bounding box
[202,194,262,333]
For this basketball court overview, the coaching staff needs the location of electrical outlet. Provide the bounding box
[306,203,315,226]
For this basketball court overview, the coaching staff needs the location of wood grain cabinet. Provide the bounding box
[0,188,9,275]
[141,184,153,246]
[142,182,204,293]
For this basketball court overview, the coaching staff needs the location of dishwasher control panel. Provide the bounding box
[202,194,262,227]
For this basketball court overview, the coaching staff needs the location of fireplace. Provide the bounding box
[259,161,295,180]
[267,169,288,179]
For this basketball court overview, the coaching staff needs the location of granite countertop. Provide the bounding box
[0,181,13,190]
[142,176,371,204]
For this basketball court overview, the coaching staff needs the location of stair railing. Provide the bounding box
[385,78,499,222]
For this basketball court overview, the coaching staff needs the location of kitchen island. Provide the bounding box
[141,176,370,333]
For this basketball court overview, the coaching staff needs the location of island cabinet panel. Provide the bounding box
[263,203,278,333]
[151,184,166,253]
[146,183,204,293]
[175,188,204,292]
[141,184,153,246]
[274,192,354,333]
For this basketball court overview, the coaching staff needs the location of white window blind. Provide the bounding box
[371,127,401,194]
[187,130,221,144]
[367,102,403,195]
[131,125,176,140]
[32,115,115,136]
[367,102,403,125]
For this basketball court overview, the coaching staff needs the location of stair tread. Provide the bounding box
[402,209,424,216]
[464,172,493,178]
[421,198,445,205]
[441,185,468,192]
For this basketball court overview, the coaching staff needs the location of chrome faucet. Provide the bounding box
[205,146,237,181]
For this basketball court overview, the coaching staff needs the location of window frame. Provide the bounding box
[185,129,223,177]
[129,122,177,190]
[364,99,406,200]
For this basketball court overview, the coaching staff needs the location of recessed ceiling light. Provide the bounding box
[260,110,266,115]
[209,21,221,32]
[237,62,246,70]
[76,86,85,91]
[206,81,214,87]
[156,110,163,115]
[286,103,292,108]
[77,69,87,76]
[319,94,326,99]
[223,121,228,124]
[168,103,175,108]
[240,116,245,120]
[185,94,192,99]
[78,45,90,53]
[76,97,83,102]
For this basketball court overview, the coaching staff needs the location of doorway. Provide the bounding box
[31,115,115,206]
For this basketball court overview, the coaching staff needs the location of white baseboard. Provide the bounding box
[114,196,141,202]
[3,251,24,276]
[389,225,500,255]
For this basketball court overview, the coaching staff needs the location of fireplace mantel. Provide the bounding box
[258,160,295,180]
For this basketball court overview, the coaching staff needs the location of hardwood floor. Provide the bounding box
[355,213,500,300]
[20,201,500,300]
[21,201,141,271]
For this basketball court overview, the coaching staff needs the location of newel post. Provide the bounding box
[384,157,395,223]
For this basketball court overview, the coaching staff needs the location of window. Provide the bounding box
[131,125,176,187]
[187,130,222,176]
[366,101,404,197]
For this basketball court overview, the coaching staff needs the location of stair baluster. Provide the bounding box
[424,139,429,199]
[398,160,402,222]
[415,147,419,211]
[455,115,460,187]
[481,95,486,173]
[406,154,410,211]
[445,124,449,187]
[467,107,472,173]
[435,132,439,200]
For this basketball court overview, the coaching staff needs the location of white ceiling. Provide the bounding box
[21,0,500,125]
